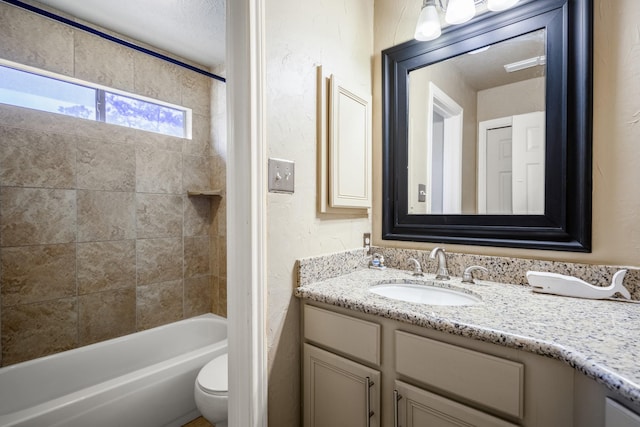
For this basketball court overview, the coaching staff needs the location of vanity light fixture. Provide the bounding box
[414,0,442,41]
[414,0,520,41]
[504,55,546,73]
[445,0,476,24]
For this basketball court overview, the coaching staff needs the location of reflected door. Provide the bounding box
[478,112,545,214]
[486,126,513,214]
[512,111,545,214]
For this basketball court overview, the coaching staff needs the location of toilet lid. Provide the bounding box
[197,353,228,393]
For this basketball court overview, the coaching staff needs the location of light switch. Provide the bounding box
[268,158,295,194]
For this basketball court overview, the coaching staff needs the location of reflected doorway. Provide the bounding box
[478,111,545,214]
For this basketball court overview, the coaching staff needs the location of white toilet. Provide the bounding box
[194,353,228,427]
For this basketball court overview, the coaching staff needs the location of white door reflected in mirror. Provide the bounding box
[478,111,545,214]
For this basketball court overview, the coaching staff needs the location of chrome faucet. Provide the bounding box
[407,258,423,276]
[429,247,450,280]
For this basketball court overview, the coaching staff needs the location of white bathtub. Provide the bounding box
[0,313,227,427]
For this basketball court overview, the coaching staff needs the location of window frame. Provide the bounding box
[0,59,192,139]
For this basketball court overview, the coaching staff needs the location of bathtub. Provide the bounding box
[0,313,227,427]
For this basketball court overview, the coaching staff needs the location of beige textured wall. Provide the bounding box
[265,0,374,425]
[373,0,640,267]
[0,3,226,366]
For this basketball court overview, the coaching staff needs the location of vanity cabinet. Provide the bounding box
[302,302,575,427]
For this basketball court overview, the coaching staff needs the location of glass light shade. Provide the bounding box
[445,0,476,25]
[414,4,442,41]
[487,0,519,11]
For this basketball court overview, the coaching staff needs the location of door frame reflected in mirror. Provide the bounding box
[381,0,592,251]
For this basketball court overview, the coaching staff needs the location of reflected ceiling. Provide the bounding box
[447,29,546,90]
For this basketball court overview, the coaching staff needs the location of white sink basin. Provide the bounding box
[369,283,481,306]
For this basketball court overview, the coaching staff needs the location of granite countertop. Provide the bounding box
[295,267,640,404]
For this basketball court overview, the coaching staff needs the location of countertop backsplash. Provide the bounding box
[297,247,640,300]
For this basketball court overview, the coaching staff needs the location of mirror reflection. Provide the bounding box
[407,29,546,215]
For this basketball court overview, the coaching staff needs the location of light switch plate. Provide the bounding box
[268,158,295,193]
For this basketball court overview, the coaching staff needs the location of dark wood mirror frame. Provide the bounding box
[382,0,592,252]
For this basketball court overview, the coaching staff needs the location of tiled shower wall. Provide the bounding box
[0,3,226,366]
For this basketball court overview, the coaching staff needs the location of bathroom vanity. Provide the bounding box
[296,268,640,427]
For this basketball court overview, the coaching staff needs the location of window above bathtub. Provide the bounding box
[0,60,192,139]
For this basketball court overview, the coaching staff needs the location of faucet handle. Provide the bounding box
[408,258,423,276]
[462,266,489,284]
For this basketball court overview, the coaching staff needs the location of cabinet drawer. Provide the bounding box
[304,305,380,365]
[395,330,524,419]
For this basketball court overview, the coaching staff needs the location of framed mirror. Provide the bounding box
[382,0,592,251]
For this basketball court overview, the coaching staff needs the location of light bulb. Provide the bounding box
[415,4,442,41]
[487,0,519,12]
[445,0,476,25]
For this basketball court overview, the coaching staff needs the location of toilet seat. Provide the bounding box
[197,353,228,395]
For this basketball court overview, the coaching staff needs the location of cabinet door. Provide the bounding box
[606,399,640,427]
[393,380,517,427]
[304,343,380,427]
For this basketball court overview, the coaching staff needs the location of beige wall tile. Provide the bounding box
[134,131,183,153]
[0,187,76,246]
[182,71,212,116]
[184,236,210,278]
[213,196,227,237]
[136,237,183,285]
[1,298,78,365]
[74,31,135,91]
[217,276,227,318]
[136,280,183,330]
[136,144,183,194]
[211,153,227,190]
[0,105,128,145]
[1,243,76,307]
[77,139,135,191]
[77,190,136,242]
[134,55,182,105]
[184,114,211,156]
[185,276,213,317]
[77,240,136,294]
[0,127,76,188]
[184,196,212,237]
[218,236,227,277]
[136,194,183,238]
[209,235,220,278]
[183,155,211,191]
[0,3,74,75]
[210,274,219,314]
[79,287,136,345]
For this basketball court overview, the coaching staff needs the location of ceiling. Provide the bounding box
[33,0,226,69]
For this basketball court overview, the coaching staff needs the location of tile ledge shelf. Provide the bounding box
[187,189,223,197]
